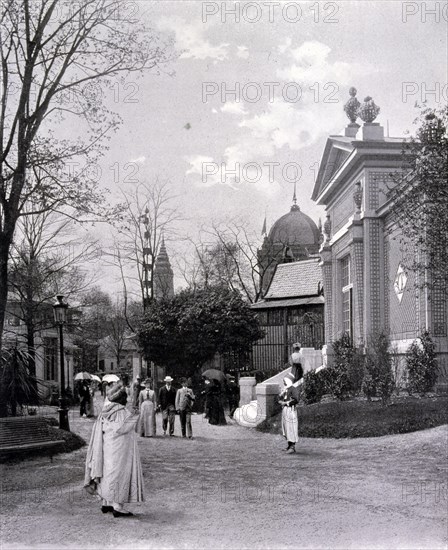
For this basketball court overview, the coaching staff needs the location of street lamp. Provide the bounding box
[53,295,70,431]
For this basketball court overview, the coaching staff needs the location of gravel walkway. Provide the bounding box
[1,400,447,550]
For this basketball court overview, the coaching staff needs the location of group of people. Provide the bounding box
[78,380,95,418]
[83,344,303,517]
[131,374,232,439]
[132,375,196,439]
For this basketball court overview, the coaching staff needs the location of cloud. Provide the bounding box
[220,102,248,116]
[236,45,249,59]
[158,17,229,61]
[277,40,365,86]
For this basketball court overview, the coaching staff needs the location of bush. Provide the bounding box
[362,332,394,405]
[303,369,327,404]
[406,331,439,395]
[0,346,41,417]
[326,333,364,400]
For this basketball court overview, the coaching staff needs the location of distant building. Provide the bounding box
[251,258,324,371]
[251,194,324,371]
[153,237,174,300]
[4,296,78,395]
[258,189,321,297]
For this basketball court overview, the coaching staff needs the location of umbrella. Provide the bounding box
[202,369,227,383]
[102,374,120,383]
[91,374,102,382]
[74,372,92,381]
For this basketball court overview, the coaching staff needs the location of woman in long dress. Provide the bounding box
[206,379,227,425]
[279,377,299,453]
[84,380,145,517]
[136,379,156,437]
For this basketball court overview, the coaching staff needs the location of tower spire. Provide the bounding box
[291,182,300,211]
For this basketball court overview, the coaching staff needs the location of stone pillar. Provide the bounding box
[255,383,281,420]
[320,244,333,343]
[322,344,334,368]
[239,377,257,406]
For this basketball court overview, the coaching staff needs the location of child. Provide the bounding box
[175,378,195,438]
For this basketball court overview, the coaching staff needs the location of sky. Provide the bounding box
[71,0,448,296]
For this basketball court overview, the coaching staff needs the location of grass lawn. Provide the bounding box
[257,395,448,438]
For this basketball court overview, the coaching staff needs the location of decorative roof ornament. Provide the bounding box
[358,96,380,123]
[343,87,361,124]
[291,182,300,212]
[353,181,363,213]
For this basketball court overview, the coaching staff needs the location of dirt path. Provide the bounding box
[1,400,447,550]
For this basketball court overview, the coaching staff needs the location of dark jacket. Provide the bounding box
[158,385,177,410]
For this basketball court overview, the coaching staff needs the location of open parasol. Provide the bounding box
[202,369,227,383]
[102,374,120,383]
[90,374,102,382]
[74,372,92,381]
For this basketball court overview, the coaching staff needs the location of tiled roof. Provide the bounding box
[264,259,322,299]
[251,296,324,309]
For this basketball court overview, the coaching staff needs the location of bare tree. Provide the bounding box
[0,0,171,348]
[109,178,181,307]
[7,204,99,374]
[191,220,280,303]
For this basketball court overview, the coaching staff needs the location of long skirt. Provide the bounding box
[136,400,156,437]
[84,408,145,505]
[281,406,299,443]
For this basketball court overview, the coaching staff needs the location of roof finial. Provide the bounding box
[291,182,300,211]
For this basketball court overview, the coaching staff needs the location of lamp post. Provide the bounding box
[53,295,70,431]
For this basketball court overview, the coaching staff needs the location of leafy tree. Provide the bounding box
[406,331,438,395]
[137,287,264,377]
[388,106,448,295]
[0,0,171,350]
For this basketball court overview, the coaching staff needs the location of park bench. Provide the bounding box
[0,416,65,461]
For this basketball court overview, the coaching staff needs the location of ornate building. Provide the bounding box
[153,237,174,300]
[257,188,322,297]
[251,193,324,371]
[312,90,447,387]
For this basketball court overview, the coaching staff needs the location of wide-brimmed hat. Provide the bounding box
[164,376,174,382]
[292,342,301,349]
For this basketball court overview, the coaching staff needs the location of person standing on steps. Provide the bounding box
[158,376,177,436]
[279,377,299,454]
[289,342,304,387]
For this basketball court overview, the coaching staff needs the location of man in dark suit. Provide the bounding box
[158,376,177,436]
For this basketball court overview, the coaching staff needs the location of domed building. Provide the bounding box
[251,191,325,371]
[258,188,322,296]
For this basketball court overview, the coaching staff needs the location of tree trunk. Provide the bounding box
[0,234,13,353]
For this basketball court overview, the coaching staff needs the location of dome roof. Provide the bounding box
[268,204,320,246]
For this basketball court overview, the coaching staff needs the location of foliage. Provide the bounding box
[137,287,264,377]
[362,332,395,405]
[406,331,439,395]
[0,346,41,417]
[257,396,448,438]
[303,369,327,404]
[388,106,448,294]
[325,333,364,400]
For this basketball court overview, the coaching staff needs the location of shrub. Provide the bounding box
[326,333,364,400]
[362,332,395,405]
[406,331,439,395]
[0,346,41,417]
[303,369,327,404]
